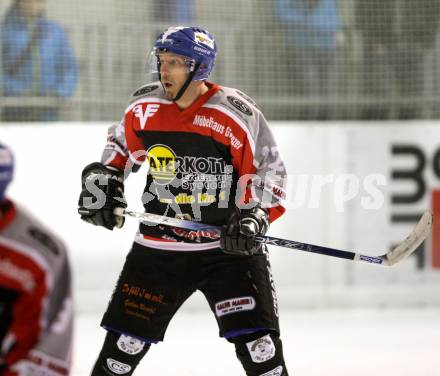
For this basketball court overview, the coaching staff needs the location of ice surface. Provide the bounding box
[73,306,440,376]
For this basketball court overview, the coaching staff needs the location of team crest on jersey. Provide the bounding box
[246,335,276,363]
[227,96,253,116]
[147,144,177,185]
[132,85,159,97]
[117,334,145,355]
[133,103,160,130]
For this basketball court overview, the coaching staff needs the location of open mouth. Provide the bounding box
[163,82,172,89]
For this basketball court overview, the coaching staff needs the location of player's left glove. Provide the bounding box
[78,162,127,230]
[220,204,269,256]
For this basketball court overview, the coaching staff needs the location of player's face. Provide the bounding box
[158,53,190,100]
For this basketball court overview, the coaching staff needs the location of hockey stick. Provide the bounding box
[114,208,433,266]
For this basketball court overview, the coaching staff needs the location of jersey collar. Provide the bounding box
[174,81,220,118]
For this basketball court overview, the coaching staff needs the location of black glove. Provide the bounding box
[78,162,127,230]
[220,205,269,256]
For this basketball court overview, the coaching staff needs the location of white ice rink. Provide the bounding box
[73,306,440,376]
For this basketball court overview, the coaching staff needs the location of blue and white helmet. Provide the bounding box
[0,143,14,202]
[151,26,217,81]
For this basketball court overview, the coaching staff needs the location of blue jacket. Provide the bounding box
[276,0,341,50]
[1,8,78,98]
[153,0,193,23]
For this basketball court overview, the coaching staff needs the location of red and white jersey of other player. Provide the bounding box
[0,200,72,376]
[102,81,287,251]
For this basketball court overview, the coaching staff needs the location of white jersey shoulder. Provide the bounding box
[210,85,261,116]
[1,204,68,265]
[128,81,165,104]
[207,85,264,141]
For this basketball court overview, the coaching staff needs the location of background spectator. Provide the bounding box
[275,0,341,119]
[151,0,194,45]
[396,0,440,119]
[355,0,440,119]
[152,0,193,24]
[355,0,395,119]
[1,0,78,122]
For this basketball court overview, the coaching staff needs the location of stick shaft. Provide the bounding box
[116,209,432,266]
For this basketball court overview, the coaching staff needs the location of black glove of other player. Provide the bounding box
[220,205,269,256]
[78,162,127,230]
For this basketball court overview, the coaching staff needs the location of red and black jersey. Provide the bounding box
[102,81,287,251]
[0,200,72,376]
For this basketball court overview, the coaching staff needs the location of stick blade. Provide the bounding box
[385,210,434,266]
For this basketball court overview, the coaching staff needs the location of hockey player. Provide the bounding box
[78,26,289,375]
[0,143,73,376]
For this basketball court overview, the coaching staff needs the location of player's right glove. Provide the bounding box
[78,162,127,230]
[220,204,269,256]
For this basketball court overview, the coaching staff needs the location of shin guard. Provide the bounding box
[90,330,150,376]
[232,332,288,376]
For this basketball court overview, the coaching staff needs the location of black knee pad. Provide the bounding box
[231,332,288,376]
[90,330,151,376]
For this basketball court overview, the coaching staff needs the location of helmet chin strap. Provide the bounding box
[159,62,201,102]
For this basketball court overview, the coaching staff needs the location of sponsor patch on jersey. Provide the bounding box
[132,85,159,97]
[271,185,287,201]
[146,144,177,185]
[235,90,259,109]
[194,32,215,49]
[261,366,284,376]
[171,227,219,241]
[146,143,233,191]
[106,358,132,375]
[227,96,253,116]
[246,334,276,363]
[192,115,243,150]
[117,334,145,355]
[215,296,256,317]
